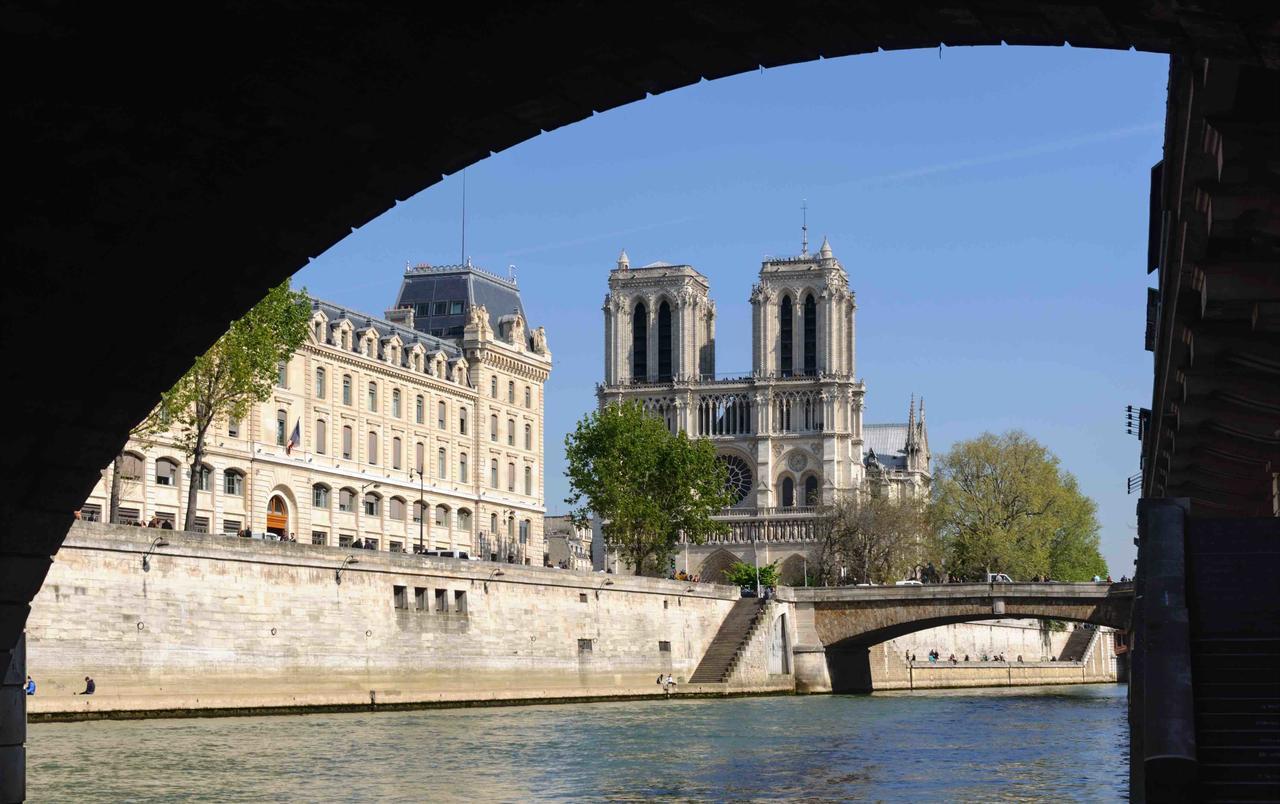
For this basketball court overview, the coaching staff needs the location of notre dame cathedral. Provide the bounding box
[596,236,931,579]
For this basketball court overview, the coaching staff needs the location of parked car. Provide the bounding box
[894,579,924,586]
[985,572,1014,583]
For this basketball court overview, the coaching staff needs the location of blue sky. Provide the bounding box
[294,45,1168,576]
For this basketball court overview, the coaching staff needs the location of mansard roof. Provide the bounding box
[310,297,461,359]
[863,423,909,470]
[394,263,525,340]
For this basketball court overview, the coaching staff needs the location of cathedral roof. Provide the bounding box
[863,423,910,470]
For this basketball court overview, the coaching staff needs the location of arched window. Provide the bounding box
[367,382,378,412]
[315,418,327,454]
[490,513,498,536]
[657,300,672,381]
[632,301,648,379]
[490,414,498,442]
[803,294,817,376]
[457,508,472,532]
[507,418,515,446]
[392,436,402,469]
[490,376,498,397]
[490,459,499,488]
[458,407,468,435]
[392,388,401,418]
[155,458,179,487]
[507,516,515,539]
[459,452,468,481]
[434,504,449,527]
[804,475,819,506]
[338,487,356,512]
[413,501,426,523]
[781,476,795,508]
[389,497,406,521]
[363,492,381,516]
[524,424,532,451]
[119,452,146,481]
[367,431,378,464]
[312,484,330,508]
[342,425,353,459]
[276,409,288,446]
[508,381,515,403]
[507,462,515,491]
[436,447,446,478]
[415,395,424,424]
[524,386,531,408]
[524,465,532,496]
[342,374,352,405]
[194,463,212,492]
[519,519,530,545]
[437,401,446,429]
[415,441,424,473]
[779,295,793,377]
[223,469,245,496]
[315,367,326,399]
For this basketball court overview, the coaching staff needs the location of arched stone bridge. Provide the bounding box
[776,582,1133,692]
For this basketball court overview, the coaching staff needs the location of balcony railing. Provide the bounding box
[714,505,824,518]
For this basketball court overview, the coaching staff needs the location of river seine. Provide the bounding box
[28,684,1126,801]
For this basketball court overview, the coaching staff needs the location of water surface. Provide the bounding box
[29,684,1127,801]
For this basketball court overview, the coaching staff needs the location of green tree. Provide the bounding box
[564,401,731,575]
[161,280,311,531]
[933,431,1107,581]
[816,493,936,585]
[723,560,779,589]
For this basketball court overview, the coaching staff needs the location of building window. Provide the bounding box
[342,425,353,460]
[389,497,406,520]
[508,462,515,491]
[781,476,795,508]
[453,590,468,615]
[437,447,446,478]
[368,382,378,413]
[311,530,328,546]
[435,589,448,613]
[804,475,819,506]
[490,513,498,536]
[155,458,178,487]
[657,300,672,381]
[632,301,647,379]
[364,493,381,516]
[459,452,468,482]
[367,431,378,465]
[193,516,210,534]
[524,424,532,451]
[519,519,530,544]
[434,505,448,527]
[507,419,515,446]
[803,294,817,376]
[525,386,531,408]
[315,418,327,454]
[659,641,671,653]
[415,587,427,611]
[194,464,212,492]
[342,374,352,405]
[227,418,240,438]
[524,466,532,496]
[490,376,498,398]
[490,415,498,442]
[313,484,330,508]
[508,381,515,404]
[779,295,793,377]
[277,360,287,388]
[490,459,499,489]
[119,452,145,481]
[315,367,326,398]
[458,407,468,435]
[392,437,402,469]
[578,638,593,655]
[391,388,402,418]
[339,488,355,512]
[412,501,426,524]
[415,442,424,473]
[437,401,446,429]
[457,508,472,533]
[415,395,424,424]
[221,518,241,536]
[276,409,287,446]
[223,470,244,496]
[579,593,588,604]
[394,585,408,610]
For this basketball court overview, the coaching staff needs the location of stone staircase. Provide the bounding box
[689,598,767,684]
[1057,626,1097,662]
[1186,520,1280,802]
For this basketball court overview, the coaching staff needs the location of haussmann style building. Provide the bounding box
[82,262,551,564]
[596,237,930,582]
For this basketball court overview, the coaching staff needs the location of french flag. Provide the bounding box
[286,419,301,455]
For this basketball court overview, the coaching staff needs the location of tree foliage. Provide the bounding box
[723,560,779,589]
[815,493,936,585]
[933,431,1107,581]
[161,280,312,530]
[564,401,731,575]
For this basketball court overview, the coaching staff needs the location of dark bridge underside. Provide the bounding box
[824,610,1127,651]
[3,0,1279,693]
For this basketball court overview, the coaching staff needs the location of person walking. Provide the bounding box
[24,676,35,696]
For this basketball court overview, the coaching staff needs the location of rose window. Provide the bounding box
[719,455,753,505]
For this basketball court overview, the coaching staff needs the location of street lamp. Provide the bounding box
[485,567,504,591]
[335,555,359,585]
[595,578,614,599]
[142,536,169,572]
[410,469,425,552]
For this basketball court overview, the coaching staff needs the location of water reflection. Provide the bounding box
[29,684,1127,802]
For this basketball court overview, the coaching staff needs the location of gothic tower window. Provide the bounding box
[632,301,648,380]
[803,294,817,376]
[781,476,795,508]
[779,295,793,377]
[657,300,672,381]
[804,475,819,506]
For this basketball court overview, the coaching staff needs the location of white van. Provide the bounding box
[985,572,1014,583]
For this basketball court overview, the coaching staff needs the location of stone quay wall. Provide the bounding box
[26,523,792,719]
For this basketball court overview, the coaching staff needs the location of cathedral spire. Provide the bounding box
[818,236,833,260]
[906,394,917,452]
[801,200,808,257]
[617,249,629,270]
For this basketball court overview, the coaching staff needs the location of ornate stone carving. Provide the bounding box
[786,451,808,472]
[531,326,548,355]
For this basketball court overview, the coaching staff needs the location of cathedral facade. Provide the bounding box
[596,239,930,579]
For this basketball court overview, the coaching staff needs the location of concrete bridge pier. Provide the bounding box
[789,601,832,694]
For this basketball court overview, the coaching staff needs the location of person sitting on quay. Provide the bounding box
[24,675,35,696]
[963,654,970,662]
[160,518,173,530]
[1017,655,1024,663]
[981,653,989,662]
[948,654,958,664]
[77,676,95,695]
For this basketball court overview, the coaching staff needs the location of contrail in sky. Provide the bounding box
[847,122,1163,185]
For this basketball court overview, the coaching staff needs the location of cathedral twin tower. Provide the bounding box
[599,238,929,519]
